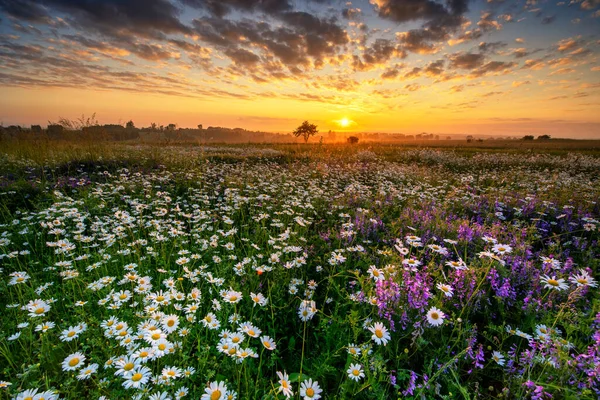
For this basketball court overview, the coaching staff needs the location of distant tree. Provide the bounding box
[31,125,42,133]
[293,120,318,143]
[537,134,551,140]
[466,135,474,143]
[198,124,203,130]
[446,136,452,140]
[126,120,135,130]
[167,123,177,131]
[347,136,359,144]
[150,122,158,131]
[522,135,535,140]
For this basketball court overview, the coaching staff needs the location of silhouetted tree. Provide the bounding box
[126,120,135,130]
[347,136,359,144]
[537,134,551,140]
[522,135,535,140]
[293,120,318,143]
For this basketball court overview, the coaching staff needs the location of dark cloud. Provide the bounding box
[541,15,556,24]
[478,41,507,54]
[352,38,404,71]
[225,48,261,65]
[372,0,468,24]
[470,60,516,77]
[448,52,485,69]
[0,0,50,22]
[181,0,291,17]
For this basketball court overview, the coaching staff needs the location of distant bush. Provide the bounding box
[347,136,359,144]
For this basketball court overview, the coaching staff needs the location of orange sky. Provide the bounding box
[0,0,599,137]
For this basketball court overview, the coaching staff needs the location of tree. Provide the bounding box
[293,120,318,143]
[537,134,551,140]
[466,135,474,143]
[347,136,359,144]
[522,135,534,140]
[126,120,135,130]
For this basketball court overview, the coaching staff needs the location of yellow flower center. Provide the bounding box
[375,329,383,339]
[229,296,237,302]
[35,307,45,314]
[547,279,559,286]
[306,388,315,397]
[263,341,271,348]
[152,333,161,340]
[431,312,439,320]
[68,358,80,367]
[115,324,124,330]
[124,363,134,371]
[157,296,165,302]
[67,331,76,337]
[577,278,588,284]
[353,369,360,376]
[211,390,221,400]
[248,330,255,336]
[167,320,175,327]
[131,373,143,382]
[140,351,148,357]
[158,344,166,351]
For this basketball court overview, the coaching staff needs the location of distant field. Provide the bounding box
[0,141,599,399]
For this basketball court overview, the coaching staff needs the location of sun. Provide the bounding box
[339,117,351,128]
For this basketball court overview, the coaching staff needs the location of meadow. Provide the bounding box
[0,141,599,399]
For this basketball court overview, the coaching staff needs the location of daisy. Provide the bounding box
[25,299,51,318]
[62,352,86,371]
[446,260,468,270]
[250,292,268,307]
[347,344,361,357]
[261,336,276,350]
[222,288,243,304]
[492,244,512,255]
[426,307,445,327]
[436,283,454,297]
[540,274,568,291]
[347,363,365,382]
[300,379,322,400]
[35,321,56,333]
[492,351,505,366]
[77,363,99,380]
[277,371,293,398]
[175,387,189,398]
[161,314,180,333]
[367,265,384,281]
[122,366,152,389]
[569,269,597,287]
[368,322,391,346]
[201,381,228,400]
[240,323,261,338]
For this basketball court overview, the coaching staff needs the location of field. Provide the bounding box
[0,141,599,400]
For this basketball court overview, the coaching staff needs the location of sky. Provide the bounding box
[0,0,599,138]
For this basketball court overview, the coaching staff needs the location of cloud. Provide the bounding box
[370,0,468,24]
[181,0,291,17]
[469,60,516,77]
[448,52,486,69]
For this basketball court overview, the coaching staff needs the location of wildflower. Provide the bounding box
[426,307,445,327]
[368,322,391,346]
[260,336,276,350]
[250,292,268,307]
[347,344,361,357]
[569,269,597,287]
[62,352,86,371]
[8,332,21,341]
[77,363,99,380]
[540,274,568,291]
[122,366,152,389]
[277,371,293,398]
[367,265,385,281]
[201,381,228,400]
[436,283,454,297]
[492,244,512,255]
[300,379,322,400]
[347,363,365,381]
[222,288,243,304]
[25,299,51,318]
[492,351,505,366]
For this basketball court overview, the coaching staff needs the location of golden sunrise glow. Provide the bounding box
[339,118,351,128]
[0,0,598,138]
